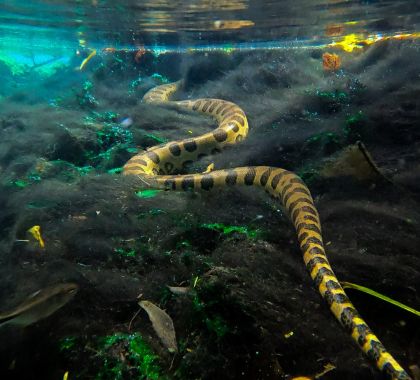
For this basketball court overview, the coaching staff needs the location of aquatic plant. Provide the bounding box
[114,247,137,258]
[310,88,350,114]
[305,131,339,145]
[130,77,142,90]
[76,80,98,109]
[136,189,161,199]
[137,208,166,220]
[85,111,119,124]
[342,282,420,317]
[98,333,166,380]
[60,333,166,380]
[296,167,320,184]
[7,160,95,187]
[190,280,232,340]
[316,89,348,104]
[199,222,261,239]
[8,172,42,189]
[59,337,77,352]
[144,132,169,145]
[343,110,366,142]
[96,125,133,151]
[151,73,169,83]
[303,131,342,156]
[107,167,123,174]
[9,179,30,189]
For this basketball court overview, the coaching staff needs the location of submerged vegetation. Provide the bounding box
[199,222,261,239]
[60,333,166,380]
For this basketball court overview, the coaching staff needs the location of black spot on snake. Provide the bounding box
[184,139,198,152]
[192,101,202,111]
[201,101,212,112]
[164,179,176,190]
[146,151,160,164]
[271,171,289,189]
[164,162,174,173]
[225,170,237,185]
[231,124,240,132]
[244,168,256,185]
[200,175,214,190]
[181,177,195,191]
[169,143,181,156]
[314,267,335,287]
[213,129,228,142]
[306,256,329,272]
[129,158,147,166]
[208,102,218,113]
[260,169,272,186]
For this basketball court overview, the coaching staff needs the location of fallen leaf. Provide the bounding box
[139,300,178,353]
[167,286,191,295]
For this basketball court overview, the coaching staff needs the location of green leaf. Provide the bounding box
[342,281,420,317]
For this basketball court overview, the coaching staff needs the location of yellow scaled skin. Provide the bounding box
[123,81,411,380]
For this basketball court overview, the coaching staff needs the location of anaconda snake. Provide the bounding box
[123,80,411,380]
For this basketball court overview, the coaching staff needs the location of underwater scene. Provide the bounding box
[0,0,419,379]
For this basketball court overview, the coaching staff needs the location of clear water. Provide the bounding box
[1,0,420,59]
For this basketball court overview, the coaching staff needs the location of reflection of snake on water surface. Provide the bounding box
[123,81,411,380]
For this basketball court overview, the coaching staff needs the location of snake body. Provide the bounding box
[123,81,410,379]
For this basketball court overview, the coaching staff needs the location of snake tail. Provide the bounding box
[123,81,411,380]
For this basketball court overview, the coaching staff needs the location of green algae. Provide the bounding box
[85,111,119,124]
[306,131,339,145]
[96,125,133,150]
[343,110,366,141]
[191,282,232,340]
[81,121,135,168]
[9,174,40,189]
[204,314,230,338]
[144,132,169,144]
[136,189,161,198]
[137,208,166,219]
[345,111,365,126]
[59,336,77,351]
[107,167,123,174]
[200,222,260,239]
[297,166,320,184]
[316,89,348,102]
[83,80,93,91]
[130,77,142,89]
[60,333,166,380]
[77,80,98,109]
[114,247,137,258]
[10,179,28,188]
[6,159,95,189]
[97,333,166,380]
[312,88,350,113]
[151,73,169,83]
